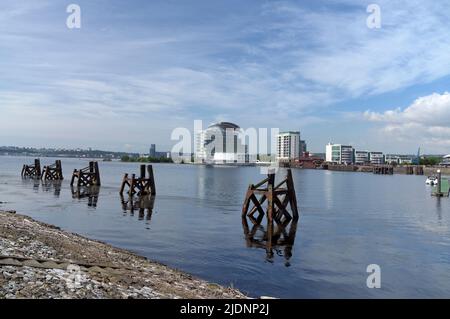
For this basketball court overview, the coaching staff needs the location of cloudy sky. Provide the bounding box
[1,0,450,154]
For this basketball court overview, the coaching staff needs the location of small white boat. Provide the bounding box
[426,176,438,185]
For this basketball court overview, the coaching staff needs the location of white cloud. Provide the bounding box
[364,92,450,152]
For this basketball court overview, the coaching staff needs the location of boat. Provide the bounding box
[426,176,438,185]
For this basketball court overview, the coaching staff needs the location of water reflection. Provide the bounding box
[21,177,40,191]
[41,180,62,197]
[242,215,298,266]
[120,194,155,221]
[436,197,442,221]
[71,186,100,208]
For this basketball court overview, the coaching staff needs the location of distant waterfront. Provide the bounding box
[0,146,138,160]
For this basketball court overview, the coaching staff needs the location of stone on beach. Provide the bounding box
[0,210,247,299]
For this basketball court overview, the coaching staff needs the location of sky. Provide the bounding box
[1,0,450,154]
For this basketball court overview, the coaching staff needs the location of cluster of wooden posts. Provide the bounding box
[21,159,301,259]
[21,159,65,181]
[119,164,156,219]
[20,159,157,214]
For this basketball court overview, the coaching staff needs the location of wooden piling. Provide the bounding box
[119,165,156,196]
[21,159,41,178]
[70,161,101,187]
[242,169,299,222]
[41,160,63,181]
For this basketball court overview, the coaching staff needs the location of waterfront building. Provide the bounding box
[149,144,156,157]
[300,140,307,155]
[439,154,450,167]
[277,131,301,160]
[385,154,414,165]
[195,130,206,162]
[325,143,354,164]
[354,150,370,165]
[369,152,384,165]
[195,122,256,164]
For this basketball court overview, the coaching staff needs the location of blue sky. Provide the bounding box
[1,0,450,154]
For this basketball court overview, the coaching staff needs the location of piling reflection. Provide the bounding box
[41,180,62,197]
[436,197,442,221]
[242,216,298,266]
[21,177,41,191]
[71,186,100,208]
[120,194,155,221]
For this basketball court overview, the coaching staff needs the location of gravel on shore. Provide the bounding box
[0,210,247,299]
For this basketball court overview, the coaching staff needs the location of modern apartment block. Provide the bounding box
[149,144,156,157]
[369,152,384,165]
[354,150,370,165]
[325,143,354,164]
[277,131,301,160]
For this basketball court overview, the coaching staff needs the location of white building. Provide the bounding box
[440,154,450,166]
[325,143,354,164]
[195,130,206,161]
[369,152,384,165]
[385,154,413,165]
[194,122,256,165]
[354,150,370,165]
[277,131,301,160]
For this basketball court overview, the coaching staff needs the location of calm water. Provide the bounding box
[1,156,450,298]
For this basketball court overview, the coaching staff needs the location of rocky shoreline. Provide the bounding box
[0,210,247,299]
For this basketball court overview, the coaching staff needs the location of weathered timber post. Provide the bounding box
[129,174,136,197]
[119,173,128,195]
[94,161,101,186]
[148,165,156,195]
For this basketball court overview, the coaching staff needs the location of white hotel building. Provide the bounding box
[194,122,256,165]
